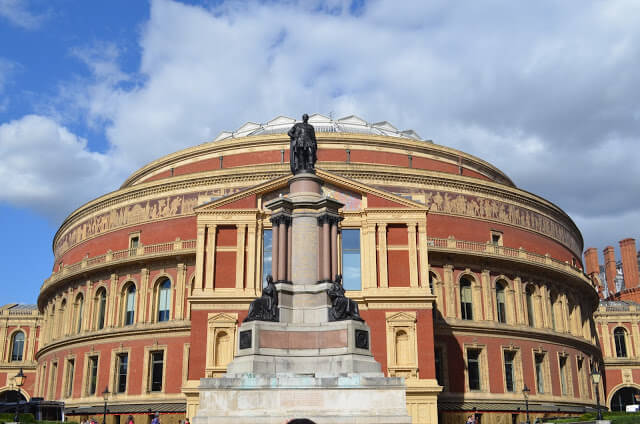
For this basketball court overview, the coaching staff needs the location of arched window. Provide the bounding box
[10,331,25,361]
[75,294,84,334]
[124,284,136,326]
[157,278,171,322]
[96,288,107,330]
[525,285,535,327]
[614,327,628,358]
[429,272,436,294]
[495,281,507,323]
[460,277,473,320]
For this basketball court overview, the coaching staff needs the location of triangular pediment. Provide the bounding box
[235,122,261,135]
[267,116,296,126]
[386,311,417,323]
[195,168,427,213]
[308,113,331,123]
[208,312,238,324]
[336,115,368,126]
[372,121,398,132]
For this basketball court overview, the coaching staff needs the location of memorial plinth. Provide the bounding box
[192,171,411,423]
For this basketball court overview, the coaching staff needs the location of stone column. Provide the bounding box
[195,224,206,292]
[236,224,246,289]
[322,217,331,281]
[417,223,429,292]
[205,224,217,290]
[408,223,418,288]
[377,224,388,288]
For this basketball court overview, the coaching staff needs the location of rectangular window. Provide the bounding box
[262,229,272,284]
[341,229,361,290]
[130,236,139,249]
[65,359,75,398]
[434,347,443,386]
[467,349,481,391]
[117,353,128,393]
[150,351,164,392]
[491,230,503,246]
[88,356,98,396]
[559,356,568,396]
[49,361,58,399]
[504,351,515,392]
[535,353,545,394]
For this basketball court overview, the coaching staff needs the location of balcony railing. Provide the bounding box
[427,236,595,289]
[42,239,197,291]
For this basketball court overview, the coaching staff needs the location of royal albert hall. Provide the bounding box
[23,114,603,423]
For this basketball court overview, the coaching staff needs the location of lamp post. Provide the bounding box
[13,368,26,423]
[591,366,603,421]
[522,384,530,424]
[102,387,110,424]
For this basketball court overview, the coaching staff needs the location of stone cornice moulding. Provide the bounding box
[121,132,513,189]
[52,163,580,259]
[439,319,601,354]
[35,321,191,360]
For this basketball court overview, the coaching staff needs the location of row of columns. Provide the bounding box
[435,267,593,341]
[271,215,292,283]
[41,262,188,347]
[318,215,341,282]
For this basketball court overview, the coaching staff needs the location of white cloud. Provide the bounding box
[0,0,48,30]
[0,115,111,223]
[8,0,640,251]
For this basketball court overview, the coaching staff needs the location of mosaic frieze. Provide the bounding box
[54,187,244,258]
[399,188,581,256]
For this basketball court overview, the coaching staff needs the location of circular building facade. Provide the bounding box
[34,114,601,424]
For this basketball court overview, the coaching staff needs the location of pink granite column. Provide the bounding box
[271,218,279,281]
[331,220,338,281]
[323,217,331,281]
[278,218,287,282]
[287,219,292,282]
[317,220,324,282]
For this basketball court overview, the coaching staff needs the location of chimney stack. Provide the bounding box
[603,246,617,295]
[620,238,640,287]
[584,247,599,276]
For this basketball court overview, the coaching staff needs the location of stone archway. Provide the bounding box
[610,385,640,411]
[0,388,27,403]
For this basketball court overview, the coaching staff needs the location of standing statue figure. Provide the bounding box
[244,275,279,322]
[328,274,363,322]
[288,113,317,174]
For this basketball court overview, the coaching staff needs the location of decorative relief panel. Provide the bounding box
[55,187,245,258]
[379,187,581,255]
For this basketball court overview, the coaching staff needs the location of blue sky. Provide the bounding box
[1,0,639,304]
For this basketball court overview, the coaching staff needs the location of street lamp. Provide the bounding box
[102,387,110,424]
[591,365,603,421]
[522,384,530,424]
[14,368,25,423]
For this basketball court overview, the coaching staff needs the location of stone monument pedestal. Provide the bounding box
[194,375,411,424]
[192,167,412,423]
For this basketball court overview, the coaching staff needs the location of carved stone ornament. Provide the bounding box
[244,275,279,323]
[328,274,364,322]
[288,113,317,174]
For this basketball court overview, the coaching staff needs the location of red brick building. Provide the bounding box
[1,115,603,423]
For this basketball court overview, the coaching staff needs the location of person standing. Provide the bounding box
[151,413,160,424]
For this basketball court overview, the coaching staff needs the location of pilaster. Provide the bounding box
[176,263,186,320]
[470,270,482,320]
[417,223,429,292]
[408,223,418,288]
[236,224,247,289]
[140,267,150,323]
[85,280,94,332]
[444,265,454,318]
[108,273,118,328]
[481,270,492,321]
[378,224,388,288]
[513,277,523,325]
[195,224,206,291]
[362,224,377,289]
[205,224,217,290]
[246,223,257,294]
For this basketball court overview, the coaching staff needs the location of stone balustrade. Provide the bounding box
[41,239,197,292]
